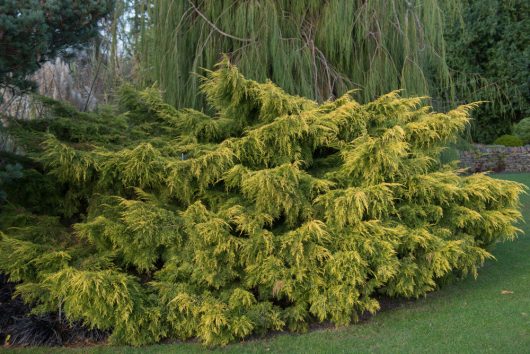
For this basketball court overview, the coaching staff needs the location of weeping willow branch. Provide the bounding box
[187,0,255,43]
[139,0,468,110]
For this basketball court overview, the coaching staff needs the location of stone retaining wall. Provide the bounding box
[459,144,530,172]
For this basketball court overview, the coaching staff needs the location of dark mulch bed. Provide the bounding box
[0,274,107,347]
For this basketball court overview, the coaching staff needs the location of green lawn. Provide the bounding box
[10,173,530,354]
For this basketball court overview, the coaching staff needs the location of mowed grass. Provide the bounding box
[10,173,530,354]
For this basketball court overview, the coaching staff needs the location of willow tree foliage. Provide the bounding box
[141,0,461,109]
[0,60,524,346]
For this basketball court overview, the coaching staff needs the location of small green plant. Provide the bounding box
[493,135,524,147]
[0,59,524,346]
[514,118,530,144]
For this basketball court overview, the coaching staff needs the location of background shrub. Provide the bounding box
[493,135,524,147]
[514,118,530,144]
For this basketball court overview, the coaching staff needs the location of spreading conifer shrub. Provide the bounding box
[0,59,524,346]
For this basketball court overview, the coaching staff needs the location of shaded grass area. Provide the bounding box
[10,173,530,354]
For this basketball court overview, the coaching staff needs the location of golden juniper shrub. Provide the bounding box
[0,58,525,346]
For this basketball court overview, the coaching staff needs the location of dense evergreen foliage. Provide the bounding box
[0,0,113,91]
[0,60,524,346]
[444,0,530,142]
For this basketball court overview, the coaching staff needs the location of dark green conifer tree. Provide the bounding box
[0,0,113,91]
